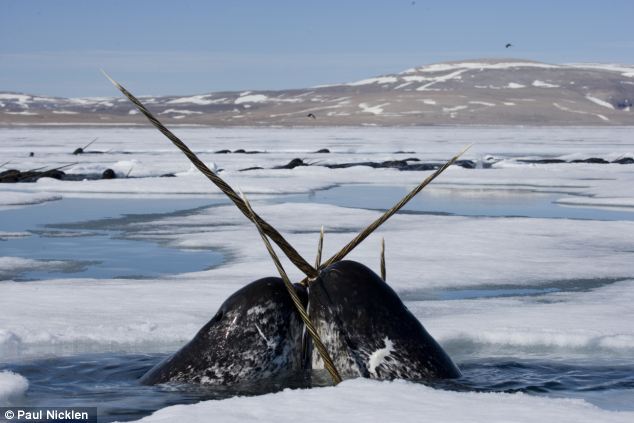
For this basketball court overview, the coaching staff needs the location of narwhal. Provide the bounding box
[140,277,308,385]
[105,73,464,385]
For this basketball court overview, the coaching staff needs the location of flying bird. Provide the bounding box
[505,43,513,48]
[307,113,316,120]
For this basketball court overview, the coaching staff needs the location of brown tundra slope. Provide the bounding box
[1,59,633,126]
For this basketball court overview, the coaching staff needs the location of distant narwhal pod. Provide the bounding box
[308,260,461,380]
[140,278,306,385]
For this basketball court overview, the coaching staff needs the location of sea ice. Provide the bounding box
[131,378,633,423]
[0,370,28,405]
[1,126,633,418]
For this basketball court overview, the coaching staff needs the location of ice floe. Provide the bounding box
[0,257,75,280]
[132,378,633,423]
[0,371,29,405]
[0,192,62,208]
[0,232,30,241]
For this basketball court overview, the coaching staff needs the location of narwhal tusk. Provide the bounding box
[380,237,386,281]
[302,145,470,286]
[15,162,79,182]
[102,71,317,278]
[321,145,470,267]
[82,137,99,151]
[241,192,342,385]
[315,226,324,269]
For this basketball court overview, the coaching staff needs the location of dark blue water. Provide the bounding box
[0,197,221,232]
[404,287,561,301]
[1,354,317,422]
[399,277,630,301]
[0,198,225,280]
[3,353,632,422]
[1,233,222,280]
[295,185,634,221]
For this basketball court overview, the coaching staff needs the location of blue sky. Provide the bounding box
[1,0,633,97]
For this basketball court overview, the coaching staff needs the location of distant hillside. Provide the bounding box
[1,59,633,125]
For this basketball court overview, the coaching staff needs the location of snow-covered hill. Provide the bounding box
[1,59,633,125]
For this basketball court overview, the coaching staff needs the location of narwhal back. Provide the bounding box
[308,260,460,380]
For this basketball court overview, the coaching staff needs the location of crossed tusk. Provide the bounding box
[301,145,470,285]
[381,237,386,281]
[103,71,317,279]
[241,192,342,385]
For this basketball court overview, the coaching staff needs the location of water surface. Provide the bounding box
[2,185,632,281]
[292,184,634,221]
[0,198,224,280]
[3,353,632,422]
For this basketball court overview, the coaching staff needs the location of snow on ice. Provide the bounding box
[133,378,633,423]
[1,126,633,420]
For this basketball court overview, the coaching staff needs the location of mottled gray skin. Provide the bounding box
[141,277,306,385]
[308,260,460,380]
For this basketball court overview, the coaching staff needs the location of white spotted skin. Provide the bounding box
[308,261,461,381]
[141,277,307,386]
[368,337,395,376]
